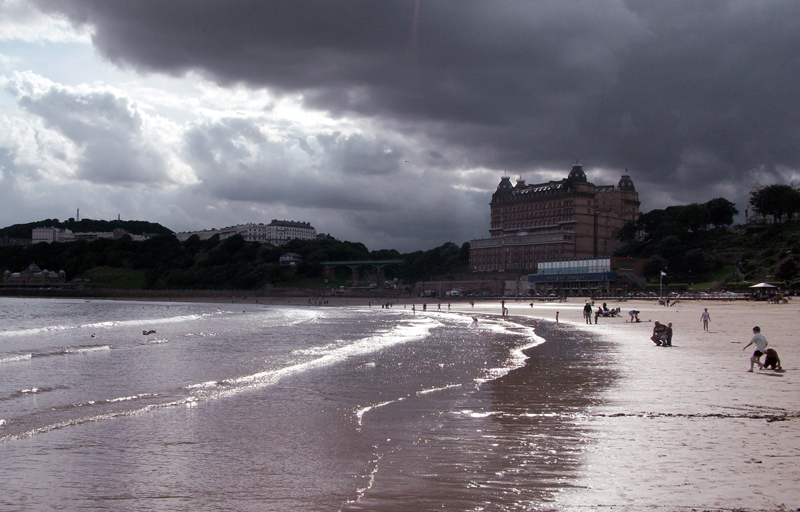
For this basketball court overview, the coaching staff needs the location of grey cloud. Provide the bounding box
[183,119,393,211]
[29,0,800,233]
[8,75,171,186]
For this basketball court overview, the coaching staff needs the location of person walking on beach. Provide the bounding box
[555,311,559,325]
[583,302,592,324]
[743,326,768,372]
[700,308,711,332]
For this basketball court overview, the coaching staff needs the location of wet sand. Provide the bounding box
[454,298,800,512]
[8,292,796,509]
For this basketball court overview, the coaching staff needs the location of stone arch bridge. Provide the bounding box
[321,259,403,286]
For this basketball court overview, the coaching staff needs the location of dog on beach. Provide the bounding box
[762,348,782,370]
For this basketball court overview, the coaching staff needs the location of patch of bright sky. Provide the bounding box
[0,0,89,44]
[0,3,356,134]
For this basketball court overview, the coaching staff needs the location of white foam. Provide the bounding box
[471,317,545,382]
[456,410,500,419]
[65,345,111,355]
[417,384,462,395]
[355,398,405,426]
[107,393,158,403]
[0,353,32,364]
[200,317,442,401]
[0,312,215,338]
[184,380,220,390]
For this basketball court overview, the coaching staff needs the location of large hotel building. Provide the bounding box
[470,163,640,272]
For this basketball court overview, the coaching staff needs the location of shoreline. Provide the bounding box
[456,298,800,511]
[3,294,797,509]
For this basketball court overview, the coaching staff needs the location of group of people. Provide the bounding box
[698,309,782,371]
[650,321,673,346]
[582,301,620,324]
[743,326,782,371]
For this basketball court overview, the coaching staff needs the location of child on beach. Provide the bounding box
[743,326,768,372]
[700,308,710,332]
[762,348,782,370]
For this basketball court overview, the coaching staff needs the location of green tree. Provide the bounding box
[705,198,738,227]
[750,184,800,223]
[775,255,799,281]
[678,203,711,232]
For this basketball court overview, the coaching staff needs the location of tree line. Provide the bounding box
[0,232,470,290]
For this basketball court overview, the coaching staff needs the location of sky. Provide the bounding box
[1,1,799,252]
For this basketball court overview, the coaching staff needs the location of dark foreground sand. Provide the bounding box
[451,298,800,512]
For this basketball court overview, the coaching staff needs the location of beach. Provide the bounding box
[1,294,798,511]
[448,297,800,511]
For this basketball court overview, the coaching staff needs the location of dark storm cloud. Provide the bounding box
[7,73,171,186]
[33,0,800,212]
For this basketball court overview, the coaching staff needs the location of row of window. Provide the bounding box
[499,199,575,214]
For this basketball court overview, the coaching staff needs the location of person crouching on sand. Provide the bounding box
[743,326,768,372]
[651,321,667,345]
[762,348,782,371]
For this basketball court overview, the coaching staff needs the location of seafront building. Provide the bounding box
[470,163,640,273]
[32,227,153,243]
[176,219,317,246]
[3,263,66,286]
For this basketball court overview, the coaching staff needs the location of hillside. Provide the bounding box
[617,221,800,290]
[0,229,469,291]
[0,218,173,238]
[4,214,800,292]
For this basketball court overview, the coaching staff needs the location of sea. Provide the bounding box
[0,297,614,511]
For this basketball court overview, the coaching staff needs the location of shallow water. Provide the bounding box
[0,298,611,511]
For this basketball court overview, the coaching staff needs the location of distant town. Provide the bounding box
[2,166,798,297]
[12,219,319,247]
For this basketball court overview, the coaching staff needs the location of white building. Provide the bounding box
[32,227,75,244]
[263,220,316,245]
[32,226,153,243]
[176,220,317,246]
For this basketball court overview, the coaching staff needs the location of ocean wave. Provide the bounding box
[184,380,221,390]
[291,338,350,356]
[417,384,462,395]
[0,385,69,402]
[0,312,216,338]
[355,398,407,427]
[0,353,33,364]
[45,392,161,413]
[64,345,111,355]
[107,393,159,403]
[468,316,545,382]
[206,317,444,401]
[0,396,190,443]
